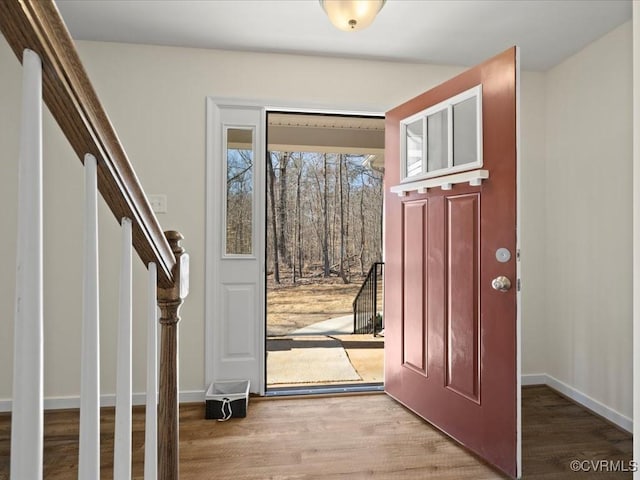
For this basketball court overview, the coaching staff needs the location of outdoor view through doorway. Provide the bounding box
[265,112,385,391]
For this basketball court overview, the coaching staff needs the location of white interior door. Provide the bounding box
[206,99,265,394]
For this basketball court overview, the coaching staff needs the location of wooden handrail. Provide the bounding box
[0,0,176,287]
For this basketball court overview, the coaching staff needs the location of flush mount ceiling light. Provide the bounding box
[320,0,386,32]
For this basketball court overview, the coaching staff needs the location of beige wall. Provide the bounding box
[0,20,629,420]
[520,70,547,375]
[543,21,633,418]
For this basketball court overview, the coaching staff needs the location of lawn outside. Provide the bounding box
[266,276,363,336]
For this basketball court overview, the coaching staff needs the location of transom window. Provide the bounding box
[400,85,482,182]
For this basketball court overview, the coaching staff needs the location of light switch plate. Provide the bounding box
[148,194,167,214]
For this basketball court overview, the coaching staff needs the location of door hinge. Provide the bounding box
[517,278,521,291]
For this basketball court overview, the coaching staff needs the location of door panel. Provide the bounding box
[402,200,427,374]
[384,48,518,477]
[222,284,257,357]
[445,193,480,403]
[206,101,265,394]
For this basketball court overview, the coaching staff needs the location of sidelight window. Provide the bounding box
[224,126,255,255]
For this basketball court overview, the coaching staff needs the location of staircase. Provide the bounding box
[1,1,187,478]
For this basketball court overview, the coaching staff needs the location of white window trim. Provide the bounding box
[400,84,483,183]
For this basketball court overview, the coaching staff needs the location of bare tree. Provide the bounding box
[265,151,383,284]
[267,152,280,283]
[338,154,348,283]
[322,154,330,277]
[295,153,303,279]
[226,148,253,255]
[278,152,291,268]
[358,169,366,275]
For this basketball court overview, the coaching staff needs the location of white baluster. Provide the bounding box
[144,262,158,480]
[11,48,43,480]
[114,217,132,479]
[79,153,100,479]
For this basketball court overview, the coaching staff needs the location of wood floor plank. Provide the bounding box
[0,386,632,479]
[522,386,632,479]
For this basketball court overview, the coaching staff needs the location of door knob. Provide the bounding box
[491,276,511,292]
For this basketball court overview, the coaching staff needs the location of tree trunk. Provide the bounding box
[267,153,280,283]
[344,156,351,281]
[322,153,330,277]
[338,154,348,284]
[331,158,338,275]
[296,158,303,279]
[359,171,366,276]
[278,152,290,269]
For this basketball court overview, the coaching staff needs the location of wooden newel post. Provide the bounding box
[157,231,189,480]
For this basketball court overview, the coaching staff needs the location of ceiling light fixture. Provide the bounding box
[320,0,386,32]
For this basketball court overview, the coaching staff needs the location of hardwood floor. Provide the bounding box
[0,386,632,479]
[522,386,632,479]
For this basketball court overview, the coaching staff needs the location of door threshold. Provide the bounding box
[266,383,384,397]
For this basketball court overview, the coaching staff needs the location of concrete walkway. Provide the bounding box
[290,314,353,335]
[268,315,384,386]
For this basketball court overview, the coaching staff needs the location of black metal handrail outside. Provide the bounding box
[353,262,384,335]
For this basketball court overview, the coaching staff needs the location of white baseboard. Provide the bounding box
[0,399,11,412]
[521,373,547,386]
[0,390,205,413]
[522,373,632,433]
[1,376,631,433]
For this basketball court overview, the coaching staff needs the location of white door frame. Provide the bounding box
[205,98,266,394]
[632,4,640,474]
[204,97,383,395]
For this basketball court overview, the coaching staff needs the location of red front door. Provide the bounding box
[384,48,519,478]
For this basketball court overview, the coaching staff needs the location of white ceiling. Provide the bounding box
[55,0,631,72]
